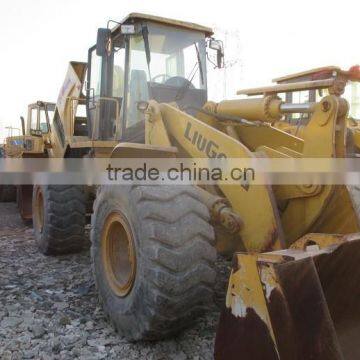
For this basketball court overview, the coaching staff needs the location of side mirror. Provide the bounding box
[20,116,25,136]
[209,39,224,68]
[96,28,112,56]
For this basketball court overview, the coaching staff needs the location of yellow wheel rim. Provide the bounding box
[101,212,136,297]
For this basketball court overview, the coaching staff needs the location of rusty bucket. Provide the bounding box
[215,233,360,360]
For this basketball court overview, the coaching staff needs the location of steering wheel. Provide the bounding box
[151,74,171,84]
[164,76,195,89]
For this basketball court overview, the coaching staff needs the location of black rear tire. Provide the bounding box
[0,185,16,202]
[32,185,87,255]
[91,185,217,340]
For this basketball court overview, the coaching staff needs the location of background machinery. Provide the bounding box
[4,101,55,158]
[1,102,54,202]
[6,13,360,359]
[0,143,16,201]
[2,101,55,214]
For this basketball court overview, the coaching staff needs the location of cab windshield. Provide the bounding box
[125,23,207,127]
[29,103,55,134]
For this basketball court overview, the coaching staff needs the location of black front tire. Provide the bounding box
[91,185,217,340]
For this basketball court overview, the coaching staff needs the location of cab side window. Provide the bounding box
[39,109,49,133]
[90,50,102,96]
[112,47,126,99]
[30,108,38,131]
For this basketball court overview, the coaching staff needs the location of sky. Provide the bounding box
[0,0,359,142]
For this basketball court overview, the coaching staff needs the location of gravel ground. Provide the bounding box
[0,202,230,360]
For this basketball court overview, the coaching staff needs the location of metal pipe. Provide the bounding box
[280,102,316,113]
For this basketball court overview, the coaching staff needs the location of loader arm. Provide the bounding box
[152,102,285,252]
[145,93,360,252]
[142,90,360,359]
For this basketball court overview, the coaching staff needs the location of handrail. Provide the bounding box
[67,96,120,139]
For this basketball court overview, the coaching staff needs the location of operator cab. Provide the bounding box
[87,13,223,142]
[26,101,55,136]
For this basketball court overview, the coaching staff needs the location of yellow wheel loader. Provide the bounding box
[9,60,119,234]
[4,100,55,158]
[2,101,56,214]
[1,102,55,203]
[0,143,16,201]
[17,13,360,359]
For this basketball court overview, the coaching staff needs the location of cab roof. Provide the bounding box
[273,66,345,83]
[111,12,214,37]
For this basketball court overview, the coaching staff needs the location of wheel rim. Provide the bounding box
[34,188,44,233]
[101,212,136,297]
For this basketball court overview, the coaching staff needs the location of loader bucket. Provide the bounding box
[214,233,360,360]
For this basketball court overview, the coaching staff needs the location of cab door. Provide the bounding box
[86,46,103,139]
[87,38,126,141]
